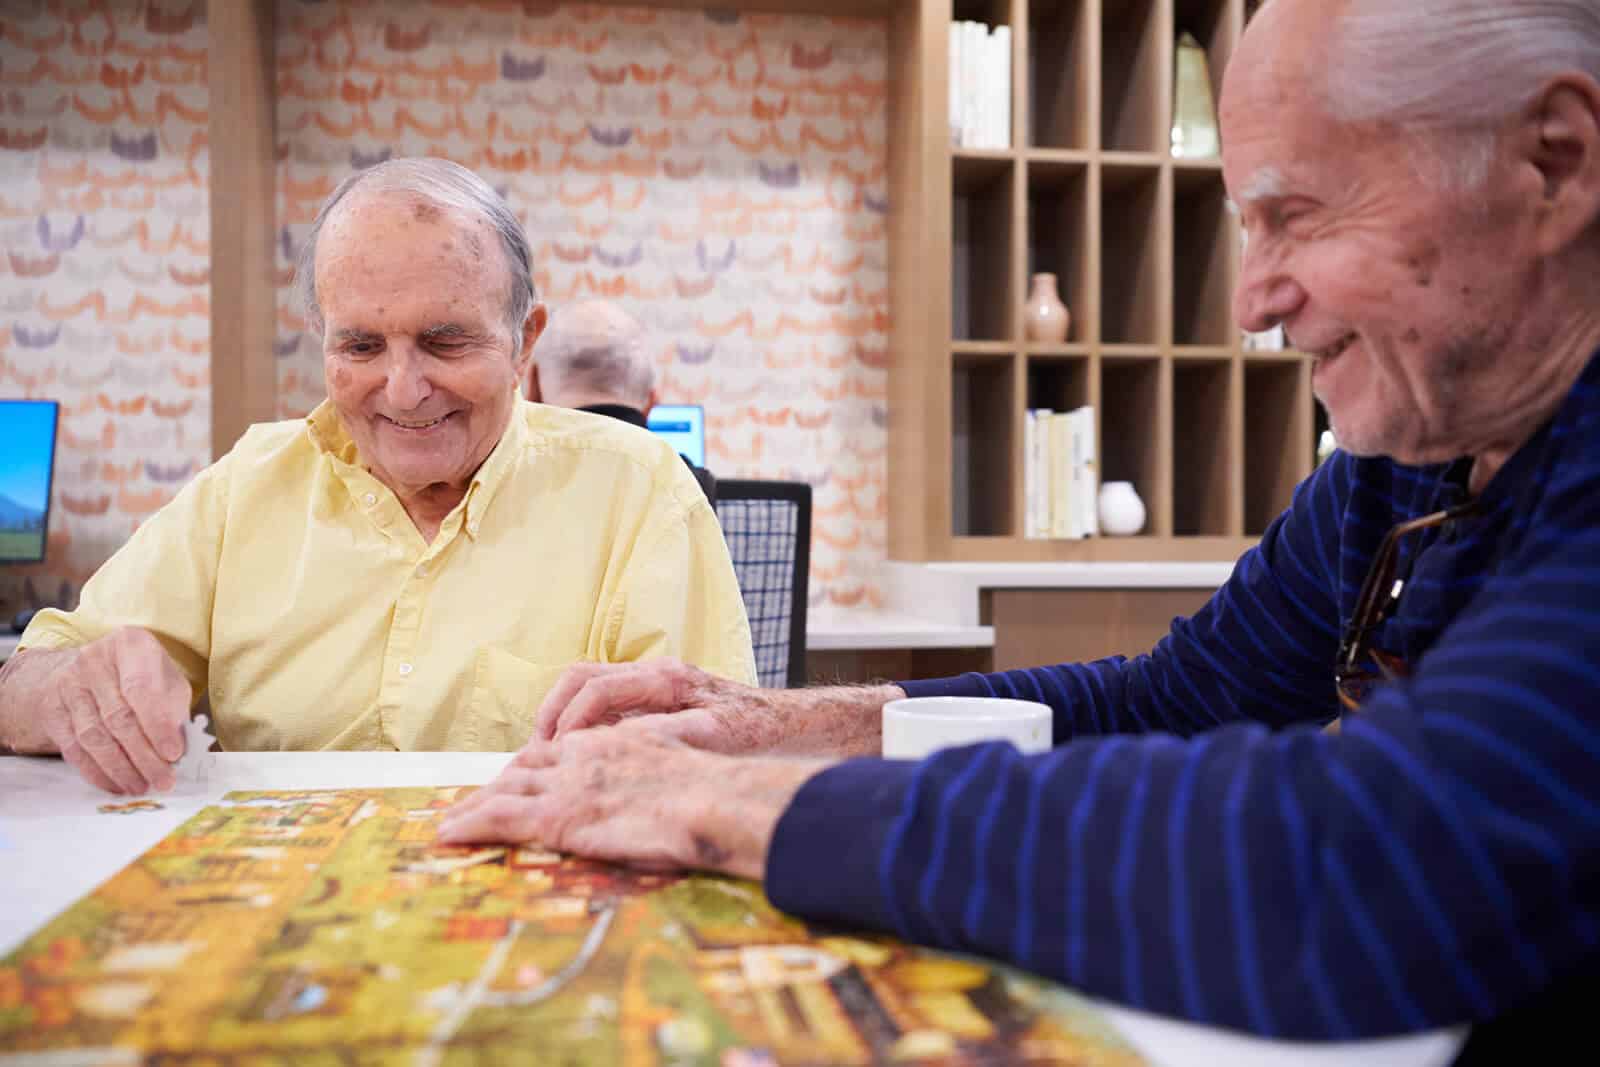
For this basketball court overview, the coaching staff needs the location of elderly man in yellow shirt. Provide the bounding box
[0,157,756,794]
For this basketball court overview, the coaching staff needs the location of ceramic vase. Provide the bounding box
[1098,481,1147,536]
[1023,273,1071,343]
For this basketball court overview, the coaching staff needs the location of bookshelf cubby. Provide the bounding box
[1101,161,1164,345]
[1244,357,1312,535]
[887,0,1315,563]
[1102,0,1167,153]
[1171,356,1235,535]
[1029,0,1091,150]
[1172,162,1233,346]
[952,352,1018,536]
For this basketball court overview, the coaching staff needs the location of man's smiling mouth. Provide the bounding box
[384,413,453,429]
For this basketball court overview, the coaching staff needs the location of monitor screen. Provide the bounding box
[0,400,60,564]
[646,404,705,468]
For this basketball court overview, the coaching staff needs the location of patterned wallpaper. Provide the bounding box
[0,0,212,612]
[2,0,889,613]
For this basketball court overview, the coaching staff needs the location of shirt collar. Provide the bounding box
[303,396,526,541]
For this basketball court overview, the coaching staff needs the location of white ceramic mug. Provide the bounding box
[881,696,1053,759]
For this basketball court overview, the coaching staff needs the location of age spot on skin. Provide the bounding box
[692,833,730,866]
[1407,245,1441,288]
[413,201,442,223]
[1403,328,1422,344]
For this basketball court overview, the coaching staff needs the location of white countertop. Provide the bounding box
[806,605,994,651]
[0,753,1463,1067]
[800,560,1242,649]
[902,561,1240,588]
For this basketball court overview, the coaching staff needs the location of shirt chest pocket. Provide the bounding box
[454,646,566,751]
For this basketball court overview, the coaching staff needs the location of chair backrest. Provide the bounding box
[713,479,811,689]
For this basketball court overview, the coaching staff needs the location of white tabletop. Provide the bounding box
[0,753,1464,1067]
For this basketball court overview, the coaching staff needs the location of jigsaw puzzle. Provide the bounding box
[0,787,1144,1064]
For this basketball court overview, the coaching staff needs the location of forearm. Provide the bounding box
[745,683,903,758]
[0,647,75,754]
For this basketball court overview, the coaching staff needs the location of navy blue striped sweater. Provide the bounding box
[768,350,1600,1040]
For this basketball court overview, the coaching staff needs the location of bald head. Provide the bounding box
[297,157,539,341]
[531,301,656,411]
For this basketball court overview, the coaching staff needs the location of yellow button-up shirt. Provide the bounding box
[20,400,756,751]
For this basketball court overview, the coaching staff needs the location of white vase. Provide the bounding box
[1098,481,1146,536]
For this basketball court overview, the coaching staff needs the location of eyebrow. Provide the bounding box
[1235,167,1289,208]
[418,323,484,343]
[332,328,383,345]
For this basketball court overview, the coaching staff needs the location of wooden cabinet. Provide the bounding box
[887,0,1314,564]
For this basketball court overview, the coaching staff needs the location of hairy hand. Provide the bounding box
[436,725,825,880]
[532,658,773,752]
[42,628,191,794]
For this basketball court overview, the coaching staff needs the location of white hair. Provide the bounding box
[534,301,655,409]
[294,157,539,339]
[1324,0,1600,189]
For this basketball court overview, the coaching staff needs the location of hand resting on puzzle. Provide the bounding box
[437,723,827,881]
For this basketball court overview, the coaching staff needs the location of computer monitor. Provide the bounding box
[647,404,706,468]
[0,400,60,564]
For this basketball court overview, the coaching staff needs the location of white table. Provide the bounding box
[0,753,1465,1067]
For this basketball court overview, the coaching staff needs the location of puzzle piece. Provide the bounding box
[174,713,214,786]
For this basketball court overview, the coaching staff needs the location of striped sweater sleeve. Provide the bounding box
[901,454,1353,738]
[768,450,1600,1039]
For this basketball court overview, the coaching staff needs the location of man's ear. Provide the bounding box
[641,388,658,419]
[514,302,548,375]
[1523,75,1600,257]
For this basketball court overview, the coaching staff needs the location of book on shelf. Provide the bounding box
[1025,406,1098,540]
[949,21,1010,150]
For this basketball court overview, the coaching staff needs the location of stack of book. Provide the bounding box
[1024,406,1099,539]
[948,21,1011,150]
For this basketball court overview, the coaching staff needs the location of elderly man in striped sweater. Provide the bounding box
[441,0,1600,1056]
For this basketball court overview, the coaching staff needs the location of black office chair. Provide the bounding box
[713,479,811,689]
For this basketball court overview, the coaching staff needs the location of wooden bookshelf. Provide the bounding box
[887,0,1314,562]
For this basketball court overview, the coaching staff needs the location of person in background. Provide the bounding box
[528,300,715,502]
[439,0,1600,1058]
[0,158,755,791]
[527,299,656,428]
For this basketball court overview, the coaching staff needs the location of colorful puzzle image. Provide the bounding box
[0,787,1144,1064]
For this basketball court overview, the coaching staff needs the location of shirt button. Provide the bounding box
[398,662,413,676]
[363,492,377,506]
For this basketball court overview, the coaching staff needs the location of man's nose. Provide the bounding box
[384,347,432,411]
[1233,253,1306,334]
